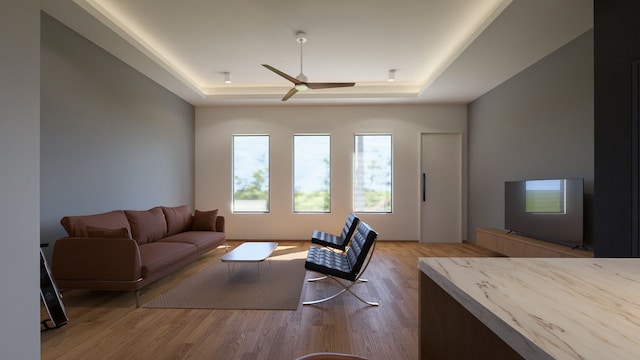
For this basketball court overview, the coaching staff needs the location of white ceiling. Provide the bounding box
[41,0,593,106]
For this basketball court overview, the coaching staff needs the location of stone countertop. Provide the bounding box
[419,257,640,360]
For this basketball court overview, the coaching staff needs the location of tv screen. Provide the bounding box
[505,178,584,246]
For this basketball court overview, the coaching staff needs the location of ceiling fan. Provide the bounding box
[262,31,356,101]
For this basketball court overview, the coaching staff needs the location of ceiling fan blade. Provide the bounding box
[262,64,300,84]
[281,87,298,101]
[307,82,356,89]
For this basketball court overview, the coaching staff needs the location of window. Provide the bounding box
[354,134,392,212]
[293,135,331,212]
[233,135,269,212]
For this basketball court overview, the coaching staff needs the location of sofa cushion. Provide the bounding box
[191,209,218,231]
[138,242,196,279]
[86,226,130,238]
[159,231,225,252]
[125,207,167,245]
[162,205,193,236]
[61,210,131,237]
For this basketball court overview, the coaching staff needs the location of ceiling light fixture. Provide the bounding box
[388,69,396,82]
[223,72,231,84]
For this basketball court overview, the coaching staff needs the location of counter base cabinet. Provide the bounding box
[419,272,523,359]
[476,228,593,258]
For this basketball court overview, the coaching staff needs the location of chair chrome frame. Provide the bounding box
[303,242,378,306]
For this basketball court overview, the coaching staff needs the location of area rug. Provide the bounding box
[145,250,307,310]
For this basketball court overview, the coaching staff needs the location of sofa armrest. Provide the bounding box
[52,237,142,282]
[216,216,225,232]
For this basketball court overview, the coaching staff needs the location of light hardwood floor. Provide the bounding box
[41,241,500,360]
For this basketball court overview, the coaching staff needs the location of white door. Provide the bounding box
[420,133,462,243]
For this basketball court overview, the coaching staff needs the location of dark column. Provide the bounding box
[594,1,640,257]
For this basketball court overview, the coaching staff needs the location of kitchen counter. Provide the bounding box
[419,257,640,359]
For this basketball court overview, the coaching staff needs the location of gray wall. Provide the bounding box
[467,29,594,247]
[40,13,196,259]
[0,1,40,358]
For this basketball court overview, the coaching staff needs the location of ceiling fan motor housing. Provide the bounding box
[296,31,307,43]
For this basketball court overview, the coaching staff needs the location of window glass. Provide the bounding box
[354,134,392,212]
[233,135,269,212]
[294,135,331,212]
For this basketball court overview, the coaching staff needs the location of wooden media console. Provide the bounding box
[476,228,593,258]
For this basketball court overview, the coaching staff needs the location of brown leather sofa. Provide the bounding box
[51,205,225,307]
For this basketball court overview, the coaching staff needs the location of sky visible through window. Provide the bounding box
[233,136,268,180]
[294,135,330,191]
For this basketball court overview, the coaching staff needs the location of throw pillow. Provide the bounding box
[60,210,131,237]
[86,226,130,238]
[124,207,167,244]
[191,209,218,231]
[162,205,193,236]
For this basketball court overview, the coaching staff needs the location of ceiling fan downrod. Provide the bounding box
[296,31,308,84]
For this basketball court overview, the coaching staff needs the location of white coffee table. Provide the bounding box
[221,242,278,278]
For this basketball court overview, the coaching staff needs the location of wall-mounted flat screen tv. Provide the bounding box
[505,178,584,247]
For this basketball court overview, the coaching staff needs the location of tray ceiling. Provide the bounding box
[41,0,593,105]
